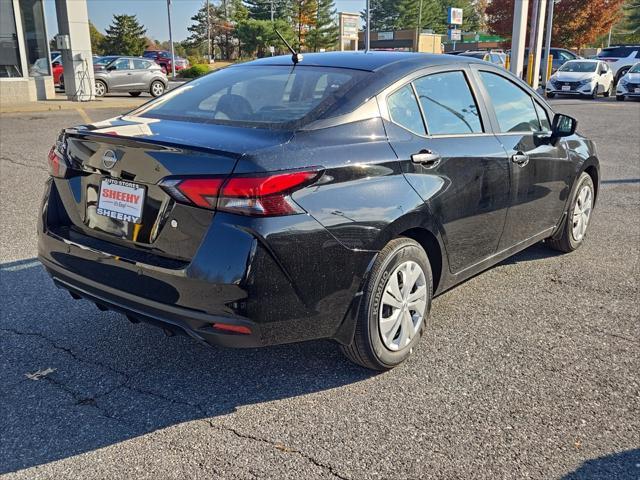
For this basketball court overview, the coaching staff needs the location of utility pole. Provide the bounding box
[608,27,612,47]
[510,0,529,78]
[415,0,423,53]
[167,0,176,78]
[271,0,274,22]
[365,0,370,51]
[531,0,546,90]
[541,0,555,89]
[526,0,539,85]
[206,0,211,62]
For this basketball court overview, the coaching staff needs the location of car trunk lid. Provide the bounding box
[52,117,292,262]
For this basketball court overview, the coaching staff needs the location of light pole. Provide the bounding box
[167,0,176,78]
[415,0,423,53]
[542,0,555,89]
[365,0,370,52]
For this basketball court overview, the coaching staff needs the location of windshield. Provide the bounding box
[137,65,368,128]
[629,63,640,73]
[559,61,597,73]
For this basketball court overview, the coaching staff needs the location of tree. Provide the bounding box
[291,0,318,49]
[236,18,295,57]
[244,0,291,20]
[89,21,105,55]
[102,14,147,55]
[186,1,246,60]
[487,0,626,48]
[306,0,339,51]
[364,0,479,34]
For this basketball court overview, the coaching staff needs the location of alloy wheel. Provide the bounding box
[572,184,593,242]
[151,82,165,97]
[95,81,106,97]
[378,260,427,351]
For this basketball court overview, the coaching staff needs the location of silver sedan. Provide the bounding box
[94,57,168,98]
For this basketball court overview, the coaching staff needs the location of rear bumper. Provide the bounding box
[41,255,263,348]
[38,179,374,348]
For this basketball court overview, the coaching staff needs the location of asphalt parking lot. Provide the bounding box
[1,97,638,479]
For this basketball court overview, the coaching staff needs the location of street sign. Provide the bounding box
[378,31,393,40]
[449,29,462,41]
[448,7,463,26]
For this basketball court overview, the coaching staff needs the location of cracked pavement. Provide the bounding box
[1,99,639,479]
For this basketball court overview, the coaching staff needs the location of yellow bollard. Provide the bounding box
[527,52,534,85]
[547,54,553,80]
[505,54,510,70]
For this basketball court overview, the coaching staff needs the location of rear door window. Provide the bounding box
[413,71,483,135]
[479,71,541,133]
[387,85,426,135]
[132,59,151,69]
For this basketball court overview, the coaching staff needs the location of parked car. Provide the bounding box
[142,50,188,74]
[597,45,640,82]
[51,55,64,86]
[93,56,168,97]
[458,51,507,67]
[512,47,580,77]
[546,59,614,98]
[616,62,640,100]
[39,52,599,370]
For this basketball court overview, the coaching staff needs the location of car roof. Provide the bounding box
[242,51,484,72]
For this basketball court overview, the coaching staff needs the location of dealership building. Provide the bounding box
[0,0,93,106]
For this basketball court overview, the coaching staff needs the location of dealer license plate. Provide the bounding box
[562,85,571,91]
[97,178,145,224]
[635,88,640,93]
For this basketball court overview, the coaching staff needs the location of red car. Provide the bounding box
[142,50,188,73]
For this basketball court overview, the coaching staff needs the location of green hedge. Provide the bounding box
[179,64,210,78]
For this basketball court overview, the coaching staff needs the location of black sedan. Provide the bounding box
[39,52,599,370]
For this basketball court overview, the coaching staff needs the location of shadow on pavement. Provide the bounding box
[0,258,373,474]
[562,449,640,480]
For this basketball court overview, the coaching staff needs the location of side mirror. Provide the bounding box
[552,113,577,138]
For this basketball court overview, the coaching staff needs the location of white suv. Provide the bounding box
[597,45,640,82]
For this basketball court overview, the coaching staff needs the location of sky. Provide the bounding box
[44,0,365,42]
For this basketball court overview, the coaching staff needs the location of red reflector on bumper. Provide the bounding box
[212,323,252,335]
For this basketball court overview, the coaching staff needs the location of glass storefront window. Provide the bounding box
[19,0,50,77]
[0,0,23,77]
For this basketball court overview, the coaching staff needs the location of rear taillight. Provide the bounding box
[47,145,69,178]
[161,169,320,216]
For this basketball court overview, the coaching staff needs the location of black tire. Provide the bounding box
[616,95,624,101]
[547,92,556,99]
[546,172,595,253]
[94,80,107,97]
[129,91,142,97]
[340,237,433,371]
[150,80,165,97]
[604,82,612,97]
[590,86,598,100]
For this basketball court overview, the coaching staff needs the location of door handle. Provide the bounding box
[411,150,441,168]
[511,152,530,167]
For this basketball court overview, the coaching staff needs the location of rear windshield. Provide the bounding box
[598,46,638,58]
[137,65,368,128]
[559,61,597,72]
